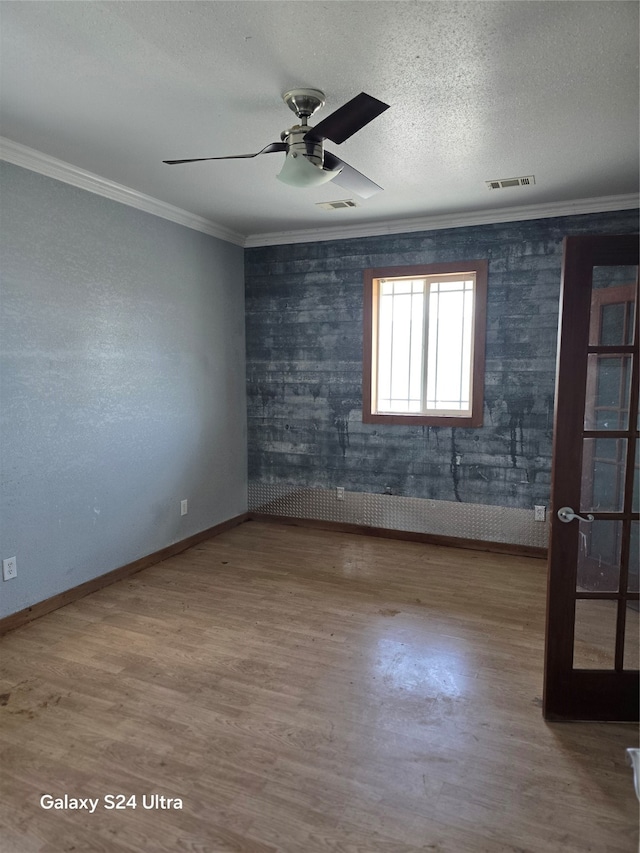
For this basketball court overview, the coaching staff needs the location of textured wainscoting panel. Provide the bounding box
[248,484,549,548]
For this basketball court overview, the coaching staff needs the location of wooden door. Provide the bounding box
[543,234,639,721]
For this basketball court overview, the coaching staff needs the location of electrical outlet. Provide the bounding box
[3,557,17,581]
[180,499,188,516]
[336,487,345,501]
[534,505,546,522]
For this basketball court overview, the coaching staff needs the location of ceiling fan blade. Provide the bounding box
[163,142,287,164]
[305,92,389,145]
[323,151,383,199]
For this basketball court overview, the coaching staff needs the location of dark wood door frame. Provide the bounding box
[543,234,639,721]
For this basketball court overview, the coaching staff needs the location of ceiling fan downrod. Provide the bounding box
[280,88,338,175]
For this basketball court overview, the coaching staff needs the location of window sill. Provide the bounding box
[363,411,483,427]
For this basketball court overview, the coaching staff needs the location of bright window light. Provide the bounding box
[363,262,487,427]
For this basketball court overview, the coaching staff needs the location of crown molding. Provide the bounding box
[2,136,636,250]
[244,193,640,247]
[0,137,245,247]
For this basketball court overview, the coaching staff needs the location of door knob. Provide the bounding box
[557,506,594,523]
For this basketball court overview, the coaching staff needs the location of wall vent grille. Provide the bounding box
[486,175,535,190]
[316,199,360,210]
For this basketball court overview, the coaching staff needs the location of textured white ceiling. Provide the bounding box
[1,1,638,242]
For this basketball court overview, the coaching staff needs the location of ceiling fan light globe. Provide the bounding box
[277,152,341,188]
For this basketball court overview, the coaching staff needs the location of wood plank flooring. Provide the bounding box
[0,520,637,852]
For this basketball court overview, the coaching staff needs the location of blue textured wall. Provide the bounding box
[1,162,247,619]
[245,210,638,510]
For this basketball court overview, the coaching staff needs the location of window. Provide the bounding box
[363,260,487,426]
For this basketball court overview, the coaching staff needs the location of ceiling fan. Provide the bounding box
[163,89,390,198]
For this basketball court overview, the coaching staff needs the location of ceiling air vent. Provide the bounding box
[316,199,360,210]
[486,175,535,190]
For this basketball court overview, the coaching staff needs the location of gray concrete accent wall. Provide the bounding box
[0,162,247,619]
[245,210,638,516]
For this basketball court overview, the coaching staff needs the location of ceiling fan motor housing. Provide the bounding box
[277,125,342,188]
[282,125,324,168]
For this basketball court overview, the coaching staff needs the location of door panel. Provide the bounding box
[543,234,639,721]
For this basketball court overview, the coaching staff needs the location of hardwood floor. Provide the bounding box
[0,520,637,852]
